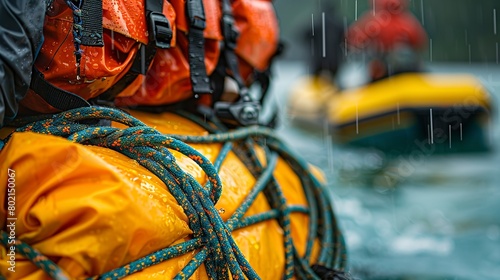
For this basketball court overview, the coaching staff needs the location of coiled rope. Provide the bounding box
[0,107,347,279]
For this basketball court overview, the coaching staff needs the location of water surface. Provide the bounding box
[268,61,500,280]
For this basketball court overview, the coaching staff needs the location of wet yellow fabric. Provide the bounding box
[0,111,315,279]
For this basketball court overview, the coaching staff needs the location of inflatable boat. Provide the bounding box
[287,71,493,154]
[287,76,338,126]
[327,73,493,154]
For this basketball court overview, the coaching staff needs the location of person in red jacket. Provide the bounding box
[347,0,427,80]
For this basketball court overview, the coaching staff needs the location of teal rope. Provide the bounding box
[237,140,295,278]
[0,106,347,279]
[226,152,278,230]
[174,117,348,273]
[0,232,70,280]
[89,239,202,280]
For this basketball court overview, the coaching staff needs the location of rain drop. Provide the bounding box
[494,9,497,35]
[430,38,433,62]
[355,0,358,21]
[322,12,326,58]
[420,0,425,25]
[311,13,315,36]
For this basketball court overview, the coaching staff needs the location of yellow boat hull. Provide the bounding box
[287,76,338,126]
[286,73,492,153]
[327,73,492,153]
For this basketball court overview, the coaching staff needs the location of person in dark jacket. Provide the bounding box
[0,0,45,128]
[305,2,345,80]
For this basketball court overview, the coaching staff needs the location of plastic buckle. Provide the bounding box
[214,99,260,126]
[190,17,206,30]
[187,0,206,30]
[148,12,172,49]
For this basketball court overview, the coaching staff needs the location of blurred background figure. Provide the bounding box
[346,0,428,80]
[305,2,345,82]
[286,2,345,124]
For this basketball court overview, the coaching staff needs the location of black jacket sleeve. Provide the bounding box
[0,0,45,127]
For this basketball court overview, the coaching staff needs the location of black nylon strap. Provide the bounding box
[187,0,212,96]
[188,29,212,96]
[220,0,247,92]
[30,67,91,110]
[222,46,245,89]
[81,0,104,46]
[147,0,162,14]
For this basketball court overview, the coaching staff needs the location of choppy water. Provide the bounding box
[267,61,500,280]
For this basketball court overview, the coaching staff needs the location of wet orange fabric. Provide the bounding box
[21,0,177,114]
[115,0,279,106]
[19,0,279,109]
[233,0,279,71]
[0,111,315,279]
